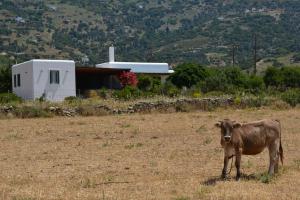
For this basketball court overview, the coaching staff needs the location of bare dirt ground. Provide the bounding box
[0,108,299,200]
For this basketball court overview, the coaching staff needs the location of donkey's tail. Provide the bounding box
[279,138,284,165]
[276,119,284,165]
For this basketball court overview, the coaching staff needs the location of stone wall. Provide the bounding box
[0,98,234,118]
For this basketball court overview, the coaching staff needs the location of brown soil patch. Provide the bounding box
[0,108,299,200]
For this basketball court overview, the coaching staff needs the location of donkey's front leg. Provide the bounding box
[235,148,242,181]
[222,155,229,179]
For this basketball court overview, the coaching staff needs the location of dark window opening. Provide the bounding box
[14,74,21,87]
[13,75,17,87]
[50,70,60,84]
[17,74,21,87]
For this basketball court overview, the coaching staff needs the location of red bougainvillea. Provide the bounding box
[118,71,138,87]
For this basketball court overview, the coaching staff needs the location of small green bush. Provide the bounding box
[234,96,242,106]
[77,105,110,116]
[138,75,153,91]
[246,75,265,92]
[242,96,271,107]
[14,106,51,118]
[203,91,226,97]
[192,92,202,98]
[137,75,162,96]
[162,82,180,97]
[85,90,99,98]
[64,96,81,104]
[64,96,78,101]
[281,89,300,107]
[169,63,208,88]
[0,93,22,104]
[258,173,272,184]
[264,66,300,89]
[98,88,109,99]
[113,86,141,100]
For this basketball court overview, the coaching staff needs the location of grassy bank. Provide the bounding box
[0,92,299,119]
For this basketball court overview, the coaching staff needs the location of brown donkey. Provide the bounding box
[215,119,283,180]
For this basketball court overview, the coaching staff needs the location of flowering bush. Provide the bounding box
[118,71,138,87]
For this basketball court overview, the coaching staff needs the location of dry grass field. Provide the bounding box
[0,108,299,200]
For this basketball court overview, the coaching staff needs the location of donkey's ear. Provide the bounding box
[215,121,222,128]
[233,122,242,128]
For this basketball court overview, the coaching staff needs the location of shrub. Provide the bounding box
[241,96,272,108]
[113,86,141,100]
[264,66,300,89]
[246,75,265,92]
[258,173,272,184]
[224,67,247,88]
[264,67,283,88]
[138,75,153,91]
[203,91,226,97]
[199,69,228,93]
[234,96,242,106]
[85,90,98,98]
[151,78,163,94]
[137,75,162,95]
[192,92,201,98]
[118,71,138,87]
[281,89,300,107]
[14,106,51,118]
[162,82,180,97]
[281,67,300,88]
[0,56,12,93]
[270,100,291,110]
[169,63,208,88]
[0,93,22,104]
[64,96,81,104]
[98,88,110,99]
[77,105,110,116]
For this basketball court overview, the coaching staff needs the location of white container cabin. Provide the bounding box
[12,59,76,101]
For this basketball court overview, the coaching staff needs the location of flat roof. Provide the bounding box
[100,62,169,65]
[13,59,75,68]
[96,62,173,74]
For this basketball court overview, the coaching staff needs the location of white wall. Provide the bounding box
[12,60,76,102]
[32,60,76,101]
[12,61,34,100]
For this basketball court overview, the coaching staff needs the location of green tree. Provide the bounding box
[200,68,228,93]
[263,67,283,88]
[137,75,153,91]
[281,67,300,88]
[169,63,208,88]
[224,67,247,88]
[246,75,265,92]
[0,56,12,93]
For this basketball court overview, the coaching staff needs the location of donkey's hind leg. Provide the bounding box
[268,139,280,175]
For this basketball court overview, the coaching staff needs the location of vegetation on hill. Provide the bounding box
[0,55,12,93]
[1,0,300,68]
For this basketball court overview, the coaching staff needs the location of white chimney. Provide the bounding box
[109,46,115,62]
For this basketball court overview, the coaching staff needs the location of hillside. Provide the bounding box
[1,0,300,68]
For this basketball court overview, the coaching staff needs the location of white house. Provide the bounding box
[77,47,174,91]
[12,59,76,101]
[96,47,174,82]
[11,47,173,101]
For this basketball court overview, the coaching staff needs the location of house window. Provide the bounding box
[50,70,60,84]
[14,75,17,87]
[14,74,21,87]
[17,74,21,87]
